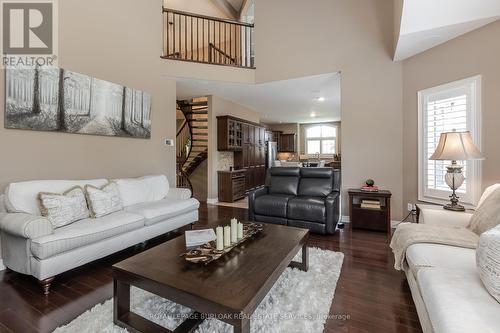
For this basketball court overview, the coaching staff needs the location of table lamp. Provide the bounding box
[429,130,484,211]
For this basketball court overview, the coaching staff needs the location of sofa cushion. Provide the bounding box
[268,168,300,196]
[476,225,500,303]
[298,168,333,197]
[30,211,144,259]
[254,194,293,218]
[5,179,108,215]
[288,197,326,223]
[124,198,200,226]
[418,267,500,333]
[38,186,90,228]
[406,243,477,276]
[115,175,169,207]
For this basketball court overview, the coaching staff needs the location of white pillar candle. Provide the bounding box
[216,226,224,251]
[231,219,238,243]
[237,222,243,240]
[224,226,231,247]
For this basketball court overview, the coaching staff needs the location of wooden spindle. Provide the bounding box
[191,17,193,60]
[196,18,199,61]
[173,13,176,56]
[184,15,187,60]
[166,11,169,56]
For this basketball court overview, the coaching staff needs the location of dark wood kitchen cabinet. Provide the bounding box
[217,116,243,151]
[218,170,247,203]
[219,115,267,191]
[278,133,297,152]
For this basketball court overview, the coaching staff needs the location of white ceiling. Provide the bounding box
[394,0,500,61]
[176,73,341,124]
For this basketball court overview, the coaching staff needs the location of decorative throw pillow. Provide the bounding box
[469,187,500,235]
[38,187,90,228]
[85,182,123,218]
[476,225,500,303]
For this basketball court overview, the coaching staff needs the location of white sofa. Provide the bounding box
[404,187,500,333]
[0,175,199,294]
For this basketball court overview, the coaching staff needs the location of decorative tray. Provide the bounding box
[181,222,264,264]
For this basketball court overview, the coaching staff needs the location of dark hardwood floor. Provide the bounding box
[0,204,422,333]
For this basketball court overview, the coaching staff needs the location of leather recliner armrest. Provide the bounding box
[0,213,54,239]
[248,187,268,221]
[325,191,341,234]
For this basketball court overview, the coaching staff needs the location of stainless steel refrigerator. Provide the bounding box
[267,141,278,168]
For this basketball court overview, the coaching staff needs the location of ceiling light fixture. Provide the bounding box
[315,97,325,102]
[310,112,316,118]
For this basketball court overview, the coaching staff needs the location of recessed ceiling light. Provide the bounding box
[315,97,325,102]
[310,112,316,118]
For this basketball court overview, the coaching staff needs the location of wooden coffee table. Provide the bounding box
[112,222,309,333]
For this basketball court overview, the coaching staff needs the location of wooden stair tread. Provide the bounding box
[179,101,208,107]
[184,110,208,115]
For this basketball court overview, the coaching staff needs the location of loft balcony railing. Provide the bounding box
[162,8,255,69]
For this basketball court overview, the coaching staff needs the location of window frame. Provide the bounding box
[305,124,338,156]
[417,75,482,207]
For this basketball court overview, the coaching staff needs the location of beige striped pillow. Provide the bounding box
[85,182,123,218]
[38,186,90,228]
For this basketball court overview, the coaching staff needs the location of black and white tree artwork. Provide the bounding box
[5,66,152,138]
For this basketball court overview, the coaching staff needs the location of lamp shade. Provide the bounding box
[430,131,484,161]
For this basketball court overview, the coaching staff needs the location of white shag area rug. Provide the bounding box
[54,247,344,333]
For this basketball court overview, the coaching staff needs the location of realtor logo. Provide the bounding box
[1,0,58,67]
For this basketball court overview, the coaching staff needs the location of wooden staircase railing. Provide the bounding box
[176,165,193,194]
[176,99,209,194]
[162,8,255,68]
[209,42,236,65]
[176,119,191,165]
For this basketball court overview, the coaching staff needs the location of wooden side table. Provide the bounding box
[348,189,392,236]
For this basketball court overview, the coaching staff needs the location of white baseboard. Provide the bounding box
[0,259,5,271]
[207,198,218,205]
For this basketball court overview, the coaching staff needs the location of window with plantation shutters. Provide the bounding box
[418,76,482,207]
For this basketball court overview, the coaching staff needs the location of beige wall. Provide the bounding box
[267,123,299,135]
[0,0,177,191]
[255,0,404,219]
[164,0,233,19]
[207,95,261,201]
[402,20,500,211]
